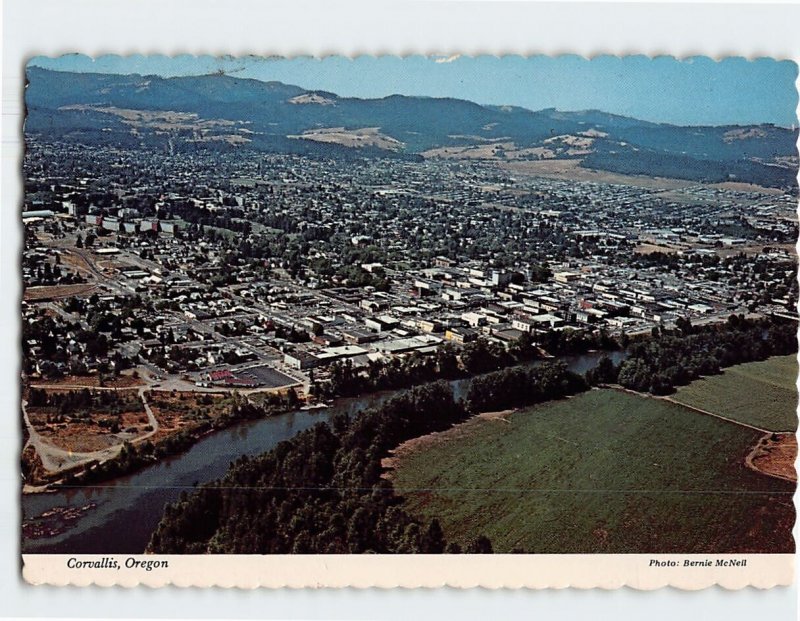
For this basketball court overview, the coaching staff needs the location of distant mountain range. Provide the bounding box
[25,67,799,189]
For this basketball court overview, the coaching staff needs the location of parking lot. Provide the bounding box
[238,365,299,389]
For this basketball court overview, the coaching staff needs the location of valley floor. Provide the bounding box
[388,370,797,553]
[670,354,798,433]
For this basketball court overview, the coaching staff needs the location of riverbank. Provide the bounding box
[21,349,622,553]
[21,391,300,494]
[22,348,626,494]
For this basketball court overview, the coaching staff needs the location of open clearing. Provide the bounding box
[389,389,795,553]
[634,243,681,255]
[23,283,98,301]
[25,389,150,453]
[671,355,798,432]
[289,127,405,151]
[146,391,235,442]
[492,159,783,195]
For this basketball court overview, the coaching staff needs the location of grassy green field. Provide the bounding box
[671,355,798,432]
[391,389,795,553]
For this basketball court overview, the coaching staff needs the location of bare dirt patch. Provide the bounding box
[747,433,797,482]
[23,283,98,301]
[494,159,783,195]
[27,402,149,453]
[31,373,145,389]
[712,181,785,195]
[60,105,244,139]
[288,93,336,106]
[147,390,232,442]
[290,127,405,151]
[422,142,551,160]
[498,159,709,190]
[634,243,680,255]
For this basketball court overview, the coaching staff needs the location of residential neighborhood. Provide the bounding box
[22,139,798,399]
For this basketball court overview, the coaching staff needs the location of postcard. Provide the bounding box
[19,54,798,588]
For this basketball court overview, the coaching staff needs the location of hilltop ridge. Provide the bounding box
[25,67,799,189]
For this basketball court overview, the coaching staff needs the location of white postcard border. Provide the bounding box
[22,554,795,590]
[3,0,800,609]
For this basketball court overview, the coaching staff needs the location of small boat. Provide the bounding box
[299,402,330,411]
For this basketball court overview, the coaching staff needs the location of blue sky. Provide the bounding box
[29,54,798,127]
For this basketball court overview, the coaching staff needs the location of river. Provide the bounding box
[21,350,627,554]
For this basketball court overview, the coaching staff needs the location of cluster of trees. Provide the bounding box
[74,232,96,248]
[320,351,450,398]
[334,264,391,291]
[22,314,64,365]
[459,338,514,375]
[318,325,620,401]
[466,361,587,413]
[538,328,619,356]
[274,324,311,344]
[164,203,253,236]
[22,293,143,378]
[149,357,595,554]
[62,436,193,487]
[24,259,86,287]
[320,335,543,399]
[57,392,301,489]
[213,320,250,337]
[460,332,542,372]
[149,381,494,554]
[22,314,113,380]
[27,387,139,420]
[526,263,553,283]
[630,250,688,271]
[586,315,797,395]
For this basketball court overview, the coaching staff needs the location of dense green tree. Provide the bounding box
[148,381,493,554]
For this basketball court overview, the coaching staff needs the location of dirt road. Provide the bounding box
[21,388,159,475]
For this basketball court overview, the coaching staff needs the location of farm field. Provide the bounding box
[671,355,798,432]
[389,389,795,553]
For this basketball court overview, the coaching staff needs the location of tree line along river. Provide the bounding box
[22,350,627,554]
